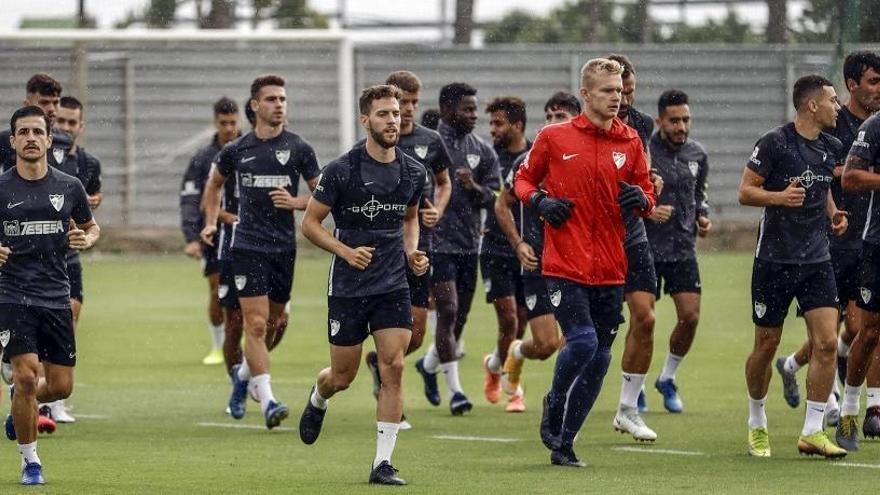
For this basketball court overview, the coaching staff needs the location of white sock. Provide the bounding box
[237,359,251,381]
[827,389,839,411]
[422,344,440,374]
[374,422,400,469]
[18,442,39,467]
[427,309,437,334]
[455,338,466,358]
[658,353,683,381]
[486,349,501,374]
[619,372,646,410]
[838,336,851,357]
[210,323,225,350]
[842,384,861,417]
[310,385,328,410]
[512,341,524,362]
[748,395,768,429]
[441,361,463,395]
[802,400,827,436]
[251,374,276,413]
[783,354,802,374]
[867,388,880,409]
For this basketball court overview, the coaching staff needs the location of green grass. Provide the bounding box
[1,251,877,493]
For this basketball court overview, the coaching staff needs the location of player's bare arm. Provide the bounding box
[432,168,451,219]
[738,167,805,207]
[842,155,880,191]
[301,197,374,271]
[199,167,226,245]
[826,189,848,236]
[67,219,100,251]
[403,204,427,276]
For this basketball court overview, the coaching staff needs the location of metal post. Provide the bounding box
[70,41,89,143]
[123,57,136,227]
[337,37,355,153]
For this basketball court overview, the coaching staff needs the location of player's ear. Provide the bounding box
[359,113,369,130]
[579,87,589,104]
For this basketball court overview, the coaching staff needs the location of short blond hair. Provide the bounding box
[580,58,624,89]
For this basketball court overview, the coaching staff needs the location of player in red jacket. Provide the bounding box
[514,58,655,467]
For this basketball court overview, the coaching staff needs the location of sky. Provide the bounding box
[0,0,804,34]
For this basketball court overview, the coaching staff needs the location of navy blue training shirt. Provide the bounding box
[0,166,92,308]
[830,106,869,251]
[481,141,531,259]
[850,113,880,247]
[215,130,320,253]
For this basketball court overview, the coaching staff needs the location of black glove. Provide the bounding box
[529,191,574,228]
[617,181,649,211]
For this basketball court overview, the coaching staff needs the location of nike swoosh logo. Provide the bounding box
[364,181,375,186]
[623,376,631,382]
[563,153,579,161]
[241,156,256,163]
[7,201,23,209]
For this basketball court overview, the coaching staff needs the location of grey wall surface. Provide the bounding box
[0,36,870,231]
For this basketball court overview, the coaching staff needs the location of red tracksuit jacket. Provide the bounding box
[514,113,655,286]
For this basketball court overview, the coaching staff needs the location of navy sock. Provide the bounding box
[547,327,598,435]
[560,346,612,446]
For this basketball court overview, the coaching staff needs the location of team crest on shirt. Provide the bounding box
[688,161,699,177]
[218,285,229,299]
[612,152,626,169]
[49,194,64,212]
[234,275,247,291]
[526,294,537,311]
[330,319,341,337]
[550,290,562,308]
[862,287,873,304]
[0,330,9,347]
[466,154,481,169]
[754,302,767,319]
[414,145,429,159]
[52,147,64,164]
[275,149,291,165]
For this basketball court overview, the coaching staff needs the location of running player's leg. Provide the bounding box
[448,254,477,413]
[202,252,225,365]
[222,307,243,376]
[50,261,84,424]
[863,346,880,437]
[615,290,657,441]
[503,275,558,401]
[480,255,518,403]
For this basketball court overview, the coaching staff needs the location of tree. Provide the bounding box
[274,0,329,29]
[200,0,236,29]
[145,0,177,29]
[454,0,475,45]
[799,0,880,43]
[665,9,758,43]
[765,0,787,43]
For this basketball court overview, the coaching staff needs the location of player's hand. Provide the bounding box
[778,178,805,208]
[183,240,202,259]
[408,249,429,276]
[617,181,650,211]
[218,211,238,225]
[649,205,674,223]
[530,192,574,228]
[831,210,849,236]
[269,187,298,210]
[516,241,538,271]
[88,193,102,210]
[456,168,476,190]
[833,165,845,178]
[419,198,440,228]
[68,220,90,250]
[0,243,10,267]
[345,246,375,271]
[650,168,664,197]
[200,225,218,246]
[697,215,712,237]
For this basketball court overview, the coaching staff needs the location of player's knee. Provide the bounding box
[496,310,517,333]
[812,335,837,356]
[755,332,782,355]
[331,373,355,392]
[566,328,598,358]
[244,317,268,337]
[13,373,38,397]
[534,335,560,360]
[47,380,73,400]
[434,296,458,320]
[591,347,613,377]
[380,357,405,385]
[678,310,700,331]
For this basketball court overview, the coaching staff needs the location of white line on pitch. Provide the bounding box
[835,462,880,469]
[432,435,520,443]
[612,446,705,456]
[73,414,110,419]
[196,422,295,432]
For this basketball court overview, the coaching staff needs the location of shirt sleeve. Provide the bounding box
[85,154,102,195]
[429,136,451,174]
[179,154,205,243]
[71,181,93,225]
[695,151,710,218]
[625,141,656,217]
[514,131,550,203]
[214,145,235,178]
[296,141,322,181]
[408,162,426,207]
[848,121,879,165]
[746,132,782,178]
[475,146,501,208]
[505,156,524,191]
[311,160,346,207]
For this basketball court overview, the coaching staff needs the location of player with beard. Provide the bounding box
[362,71,452,429]
[201,75,320,430]
[180,97,241,367]
[37,96,105,424]
[481,96,530,411]
[497,92,580,409]
[0,106,100,484]
[741,75,848,458]
[515,59,655,466]
[774,52,880,439]
[837,52,880,451]
[615,89,711,442]
[299,85,428,485]
[414,83,501,415]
